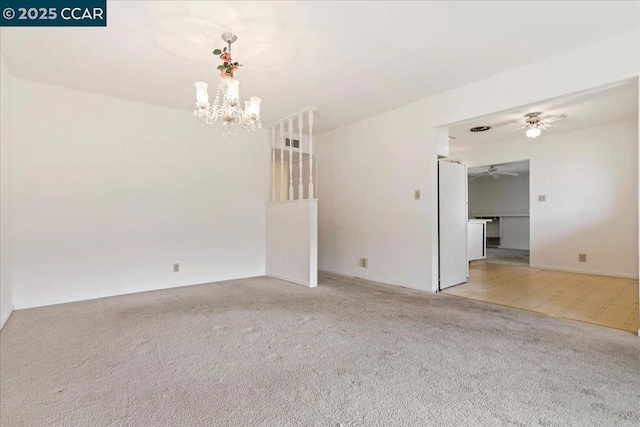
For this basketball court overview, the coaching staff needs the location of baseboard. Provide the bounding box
[529,264,639,279]
[267,273,316,288]
[318,270,437,294]
[0,305,14,331]
[14,272,266,310]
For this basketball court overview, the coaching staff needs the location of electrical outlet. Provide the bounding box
[360,258,369,268]
[414,190,421,200]
[173,263,180,272]
[538,195,546,202]
[579,253,587,262]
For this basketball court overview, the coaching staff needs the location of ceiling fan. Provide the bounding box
[470,165,519,180]
[516,112,567,138]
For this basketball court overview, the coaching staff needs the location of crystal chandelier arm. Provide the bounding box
[211,82,223,122]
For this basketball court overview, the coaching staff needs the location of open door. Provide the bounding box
[438,160,468,290]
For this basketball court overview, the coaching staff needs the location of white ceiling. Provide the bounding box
[468,160,530,176]
[1,1,639,133]
[449,80,639,152]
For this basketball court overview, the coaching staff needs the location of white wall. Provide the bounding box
[454,120,638,278]
[468,173,530,250]
[468,173,529,216]
[317,29,639,292]
[317,103,432,290]
[266,200,318,287]
[0,51,14,328]
[11,78,269,309]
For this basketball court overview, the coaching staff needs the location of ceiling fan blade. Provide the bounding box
[539,123,555,130]
[470,173,487,180]
[491,174,500,180]
[542,114,567,123]
[497,172,519,176]
[514,125,528,131]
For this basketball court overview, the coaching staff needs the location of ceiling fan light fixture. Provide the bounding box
[526,127,542,138]
[519,112,566,139]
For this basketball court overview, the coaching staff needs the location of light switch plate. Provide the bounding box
[360,258,369,268]
[414,190,421,200]
[538,195,546,202]
[579,253,587,262]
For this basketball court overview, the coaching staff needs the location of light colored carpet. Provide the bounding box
[1,273,639,426]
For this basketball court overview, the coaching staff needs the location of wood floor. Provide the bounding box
[443,261,639,333]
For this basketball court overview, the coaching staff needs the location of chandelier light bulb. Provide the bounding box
[225,79,240,106]
[247,97,261,118]
[194,82,209,106]
[526,127,541,139]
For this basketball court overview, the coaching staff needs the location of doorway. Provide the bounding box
[468,160,530,267]
[439,81,639,333]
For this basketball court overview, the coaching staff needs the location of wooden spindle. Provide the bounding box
[271,127,276,202]
[288,119,294,200]
[279,122,284,201]
[298,114,304,199]
[308,110,314,199]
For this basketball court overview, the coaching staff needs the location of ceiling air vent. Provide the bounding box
[285,138,300,148]
[470,126,491,132]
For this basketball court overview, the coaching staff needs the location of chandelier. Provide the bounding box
[194,32,261,137]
